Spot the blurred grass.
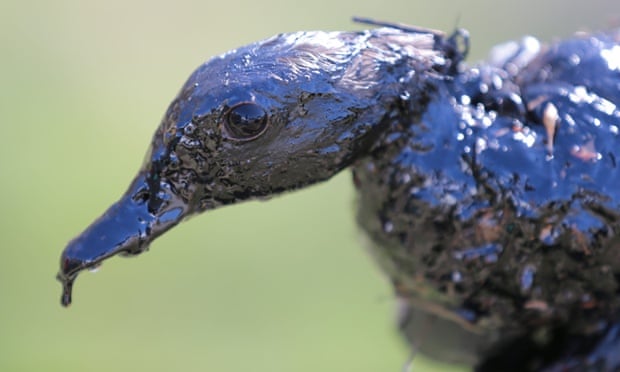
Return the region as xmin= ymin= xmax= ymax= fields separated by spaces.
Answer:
xmin=0 ymin=0 xmax=617 ymax=371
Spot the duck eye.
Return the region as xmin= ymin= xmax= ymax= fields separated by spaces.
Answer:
xmin=224 ymin=102 xmax=268 ymax=140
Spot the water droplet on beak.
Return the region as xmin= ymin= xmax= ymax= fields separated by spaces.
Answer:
xmin=88 ymin=263 xmax=102 ymax=273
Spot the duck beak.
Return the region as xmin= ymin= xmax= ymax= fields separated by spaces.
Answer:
xmin=57 ymin=173 xmax=188 ymax=307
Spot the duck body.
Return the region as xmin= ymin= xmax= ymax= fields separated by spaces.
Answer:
xmin=355 ymin=28 xmax=620 ymax=371
xmin=58 ymin=22 xmax=620 ymax=371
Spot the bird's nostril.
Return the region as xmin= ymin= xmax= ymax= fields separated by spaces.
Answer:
xmin=133 ymin=190 xmax=151 ymax=204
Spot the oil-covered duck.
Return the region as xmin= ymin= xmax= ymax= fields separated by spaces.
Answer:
xmin=57 ymin=18 xmax=620 ymax=371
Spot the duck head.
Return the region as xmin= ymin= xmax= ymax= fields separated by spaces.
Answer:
xmin=57 ymin=27 xmax=444 ymax=306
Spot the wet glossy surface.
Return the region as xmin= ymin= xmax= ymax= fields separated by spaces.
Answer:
xmin=57 ymin=174 xmax=188 ymax=306
xmin=58 ymin=22 xmax=620 ymax=371
xmin=354 ymin=28 xmax=620 ymax=370
xmin=58 ymin=26 xmax=444 ymax=304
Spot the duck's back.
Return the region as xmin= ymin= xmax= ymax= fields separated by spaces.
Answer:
xmin=353 ymin=29 xmax=620 ymax=371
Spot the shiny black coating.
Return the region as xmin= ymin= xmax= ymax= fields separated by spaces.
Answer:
xmin=58 ymin=21 xmax=620 ymax=371
xmin=58 ymin=27 xmax=444 ymax=305
xmin=353 ymin=29 xmax=620 ymax=371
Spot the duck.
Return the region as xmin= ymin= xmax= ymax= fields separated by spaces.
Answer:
xmin=58 ymin=19 xmax=620 ymax=371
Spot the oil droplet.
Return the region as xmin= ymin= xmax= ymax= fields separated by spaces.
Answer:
xmin=59 ymin=275 xmax=75 ymax=307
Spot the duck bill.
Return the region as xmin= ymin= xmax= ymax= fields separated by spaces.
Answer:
xmin=57 ymin=173 xmax=189 ymax=307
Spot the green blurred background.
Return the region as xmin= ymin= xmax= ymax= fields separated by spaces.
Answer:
xmin=0 ymin=0 xmax=617 ymax=371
